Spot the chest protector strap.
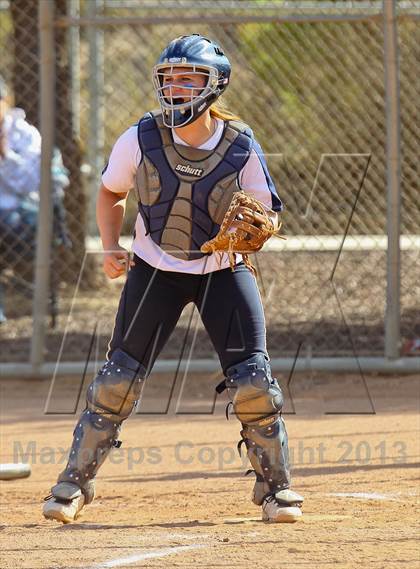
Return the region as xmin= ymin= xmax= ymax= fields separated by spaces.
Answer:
xmin=135 ymin=111 xmax=253 ymax=261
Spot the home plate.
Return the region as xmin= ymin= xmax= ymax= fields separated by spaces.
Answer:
xmin=0 ymin=463 xmax=31 ymax=480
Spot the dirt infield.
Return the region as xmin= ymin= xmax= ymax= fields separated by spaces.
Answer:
xmin=1 ymin=372 xmax=419 ymax=569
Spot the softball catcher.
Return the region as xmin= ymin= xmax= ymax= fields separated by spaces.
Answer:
xmin=43 ymin=34 xmax=303 ymax=524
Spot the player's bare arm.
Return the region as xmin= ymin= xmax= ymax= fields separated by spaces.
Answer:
xmin=97 ymin=183 xmax=134 ymax=279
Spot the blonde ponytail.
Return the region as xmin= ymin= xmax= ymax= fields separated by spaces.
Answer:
xmin=210 ymin=99 xmax=241 ymax=122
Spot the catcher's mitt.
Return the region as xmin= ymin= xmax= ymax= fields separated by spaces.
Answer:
xmin=201 ymin=191 xmax=283 ymax=275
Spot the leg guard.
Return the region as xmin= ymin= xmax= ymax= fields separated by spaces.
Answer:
xmin=226 ymin=354 xmax=291 ymax=505
xmin=54 ymin=348 xmax=147 ymax=501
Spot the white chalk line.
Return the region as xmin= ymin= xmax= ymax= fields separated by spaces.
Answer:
xmin=328 ymin=491 xmax=399 ymax=501
xmin=90 ymin=544 xmax=205 ymax=569
xmin=326 ymin=490 xmax=418 ymax=501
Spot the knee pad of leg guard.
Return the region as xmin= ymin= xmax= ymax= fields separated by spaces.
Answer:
xmin=226 ymin=354 xmax=284 ymax=424
xmin=88 ymin=348 xmax=147 ymax=421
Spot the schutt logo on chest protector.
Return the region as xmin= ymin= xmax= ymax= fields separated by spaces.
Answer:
xmin=175 ymin=163 xmax=204 ymax=177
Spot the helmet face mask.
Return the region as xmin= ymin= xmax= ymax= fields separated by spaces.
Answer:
xmin=152 ymin=35 xmax=231 ymax=128
xmin=153 ymin=63 xmax=220 ymax=128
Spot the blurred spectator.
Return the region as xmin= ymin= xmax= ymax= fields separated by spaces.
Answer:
xmin=0 ymin=74 xmax=70 ymax=324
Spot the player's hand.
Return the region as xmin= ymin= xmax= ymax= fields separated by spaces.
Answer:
xmin=103 ymin=246 xmax=134 ymax=279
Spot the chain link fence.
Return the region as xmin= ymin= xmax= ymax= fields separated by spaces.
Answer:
xmin=0 ymin=0 xmax=419 ymax=370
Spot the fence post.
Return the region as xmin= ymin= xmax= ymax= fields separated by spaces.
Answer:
xmin=383 ymin=0 xmax=402 ymax=360
xmin=69 ymin=0 xmax=81 ymax=138
xmin=30 ymin=1 xmax=55 ymax=372
xmin=87 ymin=0 xmax=105 ymax=235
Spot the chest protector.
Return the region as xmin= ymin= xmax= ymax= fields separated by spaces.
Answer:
xmin=135 ymin=111 xmax=253 ymax=261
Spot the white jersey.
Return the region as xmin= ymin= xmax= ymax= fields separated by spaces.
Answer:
xmin=102 ymin=118 xmax=282 ymax=274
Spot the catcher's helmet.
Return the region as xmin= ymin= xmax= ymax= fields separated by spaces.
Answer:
xmin=153 ymin=34 xmax=231 ymax=128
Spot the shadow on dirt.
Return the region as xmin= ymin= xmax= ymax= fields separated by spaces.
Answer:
xmin=109 ymin=460 xmax=420 ymax=484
